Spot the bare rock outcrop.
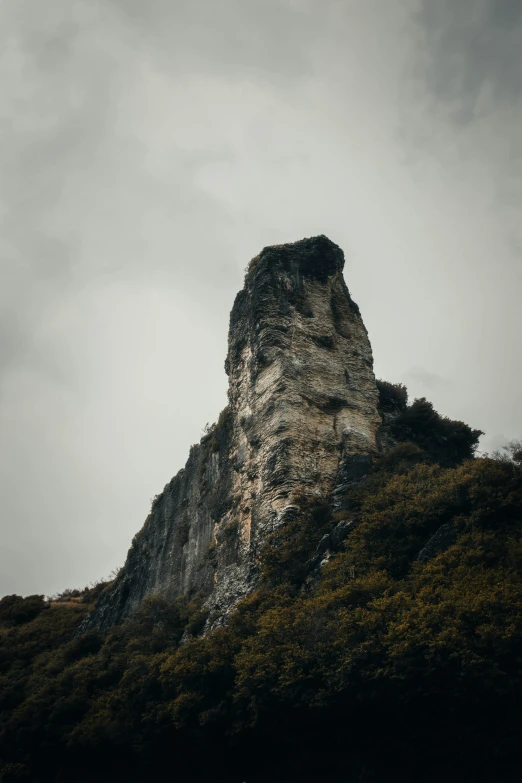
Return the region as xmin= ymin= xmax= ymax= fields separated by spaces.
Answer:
xmin=79 ymin=235 xmax=382 ymax=633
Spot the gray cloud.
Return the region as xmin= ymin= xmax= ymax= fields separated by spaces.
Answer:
xmin=107 ymin=0 xmax=318 ymax=83
xmin=415 ymin=0 xmax=522 ymax=121
xmin=403 ymin=366 xmax=450 ymax=393
xmin=406 ymin=0 xmax=522 ymax=205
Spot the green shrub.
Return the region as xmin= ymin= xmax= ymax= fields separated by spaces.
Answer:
xmin=0 ymin=595 xmax=47 ymax=626
xmin=259 ymin=496 xmax=332 ymax=586
xmin=392 ymin=397 xmax=483 ymax=466
xmin=63 ymin=630 xmax=103 ymax=664
xmin=492 ymin=439 xmax=522 ymax=464
xmin=376 ymin=379 xmax=408 ymax=411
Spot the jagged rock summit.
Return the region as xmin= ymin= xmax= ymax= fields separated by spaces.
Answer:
xmin=80 ymin=235 xmax=382 ymax=632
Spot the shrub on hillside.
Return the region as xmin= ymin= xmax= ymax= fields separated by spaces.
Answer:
xmin=376 ymin=379 xmax=408 ymax=412
xmin=392 ymin=397 xmax=483 ymax=466
xmin=0 ymin=595 xmax=46 ymax=626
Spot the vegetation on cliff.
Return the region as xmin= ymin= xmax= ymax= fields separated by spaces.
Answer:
xmin=1 ymin=393 xmax=521 ymax=783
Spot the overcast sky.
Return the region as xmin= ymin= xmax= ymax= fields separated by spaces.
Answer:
xmin=1 ymin=0 xmax=521 ymax=597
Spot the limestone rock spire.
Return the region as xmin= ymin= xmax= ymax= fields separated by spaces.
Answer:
xmin=79 ymin=235 xmax=382 ymax=633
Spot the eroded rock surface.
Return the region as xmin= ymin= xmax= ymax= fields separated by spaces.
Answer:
xmin=79 ymin=235 xmax=382 ymax=633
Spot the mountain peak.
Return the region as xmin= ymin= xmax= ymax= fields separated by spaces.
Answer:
xmin=249 ymin=234 xmax=345 ymax=283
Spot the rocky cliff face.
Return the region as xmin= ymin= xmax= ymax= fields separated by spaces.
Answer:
xmin=80 ymin=235 xmax=383 ymax=633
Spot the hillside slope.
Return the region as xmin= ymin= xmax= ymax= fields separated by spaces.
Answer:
xmin=1 ymin=416 xmax=520 ymax=782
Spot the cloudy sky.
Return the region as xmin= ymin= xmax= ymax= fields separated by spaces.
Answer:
xmin=1 ymin=0 xmax=521 ymax=597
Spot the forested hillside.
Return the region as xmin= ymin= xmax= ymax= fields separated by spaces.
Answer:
xmin=1 ymin=390 xmax=521 ymax=783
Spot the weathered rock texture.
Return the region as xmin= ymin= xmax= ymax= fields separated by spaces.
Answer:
xmin=80 ymin=235 xmax=382 ymax=633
